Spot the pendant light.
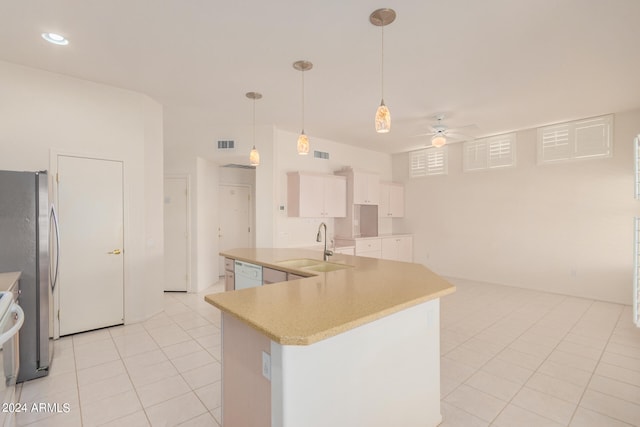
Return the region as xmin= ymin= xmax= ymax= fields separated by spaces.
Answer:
xmin=370 ymin=8 xmax=396 ymax=134
xmin=293 ymin=60 xmax=313 ymax=155
xmin=246 ymin=91 xmax=262 ymax=166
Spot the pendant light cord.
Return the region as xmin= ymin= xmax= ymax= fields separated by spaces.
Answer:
xmin=252 ymin=97 xmax=256 ymax=146
xmin=301 ymin=69 xmax=305 ymax=133
xmin=381 ymin=23 xmax=384 ymax=102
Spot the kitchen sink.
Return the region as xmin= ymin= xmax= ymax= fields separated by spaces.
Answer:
xmin=302 ymin=262 xmax=353 ymax=273
xmin=275 ymin=258 xmax=353 ymax=273
xmin=276 ymin=258 xmax=323 ymax=268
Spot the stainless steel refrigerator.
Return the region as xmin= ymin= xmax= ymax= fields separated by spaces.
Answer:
xmin=0 ymin=170 xmax=58 ymax=382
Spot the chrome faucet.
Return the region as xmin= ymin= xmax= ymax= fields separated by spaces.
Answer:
xmin=316 ymin=222 xmax=333 ymax=261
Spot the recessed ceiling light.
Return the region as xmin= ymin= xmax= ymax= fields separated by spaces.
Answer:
xmin=41 ymin=33 xmax=69 ymax=46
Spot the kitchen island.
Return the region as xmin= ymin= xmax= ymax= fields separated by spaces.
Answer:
xmin=205 ymin=248 xmax=455 ymax=427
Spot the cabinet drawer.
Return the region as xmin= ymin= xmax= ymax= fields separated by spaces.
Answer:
xmin=263 ymin=267 xmax=287 ymax=284
xmin=225 ymin=271 xmax=235 ymax=291
xmin=287 ymin=273 xmax=308 ymax=281
xmin=333 ymin=246 xmax=355 ymax=256
xmin=224 ymin=257 xmax=234 ymax=272
xmin=355 ymin=238 xmax=381 ymax=253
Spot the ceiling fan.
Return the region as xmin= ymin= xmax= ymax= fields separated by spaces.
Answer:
xmin=413 ymin=115 xmax=477 ymax=148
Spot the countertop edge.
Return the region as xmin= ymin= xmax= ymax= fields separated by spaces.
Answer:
xmin=206 ymin=285 xmax=455 ymax=345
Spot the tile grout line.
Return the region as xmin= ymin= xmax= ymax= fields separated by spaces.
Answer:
xmin=478 ymin=297 xmax=595 ymax=426
xmin=441 ymin=290 xmax=571 ymax=422
xmin=143 ymin=293 xmax=220 ymax=424
xmin=566 ymin=306 xmax=635 ymax=427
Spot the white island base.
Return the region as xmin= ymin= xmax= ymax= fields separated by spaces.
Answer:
xmin=222 ymin=298 xmax=442 ymax=427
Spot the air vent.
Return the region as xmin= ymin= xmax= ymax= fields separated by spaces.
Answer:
xmin=217 ymin=140 xmax=235 ymax=150
xmin=221 ymin=164 xmax=255 ymax=169
xmin=314 ymin=150 xmax=329 ymax=160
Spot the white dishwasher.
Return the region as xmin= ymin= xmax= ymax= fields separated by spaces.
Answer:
xmin=234 ymin=260 xmax=263 ymax=290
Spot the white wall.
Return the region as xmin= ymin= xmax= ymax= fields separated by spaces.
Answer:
xmin=163 ymin=102 xmax=394 ymax=272
xmin=274 ymin=129 xmax=393 ymax=248
xmin=196 ymin=158 xmax=220 ymax=291
xmin=393 ymin=109 xmax=640 ymax=304
xmin=0 ymin=60 xmax=164 ymax=323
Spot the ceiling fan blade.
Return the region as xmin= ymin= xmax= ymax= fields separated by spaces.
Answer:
xmin=450 ymin=123 xmax=479 ymax=131
xmin=410 ymin=131 xmax=437 ymax=138
xmin=446 ymin=132 xmax=474 ymax=141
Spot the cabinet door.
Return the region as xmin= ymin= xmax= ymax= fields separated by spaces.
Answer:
xmin=397 ymin=236 xmax=413 ymax=262
xmin=381 ymin=237 xmax=399 ymax=260
xmin=379 ymin=183 xmax=391 ymax=217
xmin=324 ymin=175 xmax=346 ymax=217
xmin=388 ymin=184 xmax=404 ymax=217
xmin=352 ymin=170 xmax=370 ymax=204
xmin=225 ymin=271 xmax=235 ymax=291
xmin=366 ymin=173 xmax=380 ymax=205
xmin=298 ymin=173 xmax=325 ymax=217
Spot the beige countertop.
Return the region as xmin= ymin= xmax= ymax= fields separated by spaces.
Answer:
xmin=0 ymin=272 xmax=21 ymax=292
xmin=205 ymin=249 xmax=455 ymax=346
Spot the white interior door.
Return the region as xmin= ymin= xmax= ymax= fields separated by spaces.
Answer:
xmin=57 ymin=155 xmax=124 ymax=336
xmin=164 ymin=176 xmax=189 ymax=291
xmin=218 ymin=185 xmax=251 ymax=274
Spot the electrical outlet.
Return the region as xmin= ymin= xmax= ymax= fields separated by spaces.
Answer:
xmin=261 ymin=351 xmax=271 ymax=381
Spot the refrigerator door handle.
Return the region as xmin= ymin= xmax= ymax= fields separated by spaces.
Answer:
xmin=49 ymin=205 xmax=60 ymax=292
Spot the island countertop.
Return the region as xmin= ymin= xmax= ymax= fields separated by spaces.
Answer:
xmin=205 ymin=248 xmax=455 ymax=345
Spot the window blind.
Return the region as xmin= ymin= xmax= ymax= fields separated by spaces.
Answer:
xmin=463 ymin=133 xmax=516 ymax=172
xmin=409 ymin=148 xmax=447 ymax=177
xmin=538 ymin=115 xmax=612 ymax=164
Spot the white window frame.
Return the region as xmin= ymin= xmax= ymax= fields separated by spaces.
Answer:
xmin=537 ymin=115 xmax=613 ymax=164
xmin=635 ymin=217 xmax=640 ymax=327
xmin=463 ymin=133 xmax=517 ymax=172
xmin=635 ymin=136 xmax=640 ymax=199
xmin=409 ymin=148 xmax=448 ymax=178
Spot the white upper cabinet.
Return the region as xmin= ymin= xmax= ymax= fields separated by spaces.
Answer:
xmin=336 ymin=168 xmax=380 ymax=205
xmin=379 ymin=182 xmax=404 ymax=217
xmin=352 ymin=170 xmax=380 ymax=205
xmin=287 ymin=172 xmax=347 ymax=218
xmin=323 ymin=175 xmax=348 ymax=217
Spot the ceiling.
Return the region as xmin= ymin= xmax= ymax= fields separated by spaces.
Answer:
xmin=1 ymin=1 xmax=639 ymax=154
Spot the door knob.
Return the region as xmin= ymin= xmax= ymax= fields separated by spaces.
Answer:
xmin=108 ymin=249 xmax=122 ymax=255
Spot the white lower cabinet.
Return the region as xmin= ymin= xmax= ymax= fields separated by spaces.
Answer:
xmin=224 ymin=257 xmax=235 ymax=291
xmin=381 ymin=236 xmax=413 ymax=262
xmin=355 ymin=238 xmax=382 ymax=259
xmin=333 ymin=246 xmax=355 ymax=256
xmin=336 ymin=235 xmax=412 ymax=262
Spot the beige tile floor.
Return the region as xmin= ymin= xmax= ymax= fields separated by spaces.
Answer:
xmin=12 ymin=278 xmax=640 ymax=426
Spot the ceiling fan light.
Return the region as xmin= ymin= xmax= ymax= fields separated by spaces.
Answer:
xmin=432 ymin=134 xmax=446 ymax=148
xmin=375 ymin=102 xmax=391 ymax=133
xmin=297 ymin=132 xmax=310 ymax=155
xmin=249 ymin=145 xmax=260 ymax=166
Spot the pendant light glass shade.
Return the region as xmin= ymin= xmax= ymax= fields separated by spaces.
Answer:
xmin=431 ymin=134 xmax=446 ymax=148
xmin=246 ymin=91 xmax=262 ymax=167
xmin=293 ymin=60 xmax=313 ymax=155
xmin=370 ymin=9 xmax=396 ymax=134
xmin=297 ymin=133 xmax=310 ymax=155
xmin=249 ymin=145 xmax=260 ymax=166
xmin=375 ymin=101 xmax=391 ymax=133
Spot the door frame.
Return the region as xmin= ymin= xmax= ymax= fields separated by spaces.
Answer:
xmin=164 ymin=174 xmax=192 ymax=292
xmin=218 ymin=183 xmax=254 ymax=274
xmin=50 ymin=149 xmax=126 ymax=338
